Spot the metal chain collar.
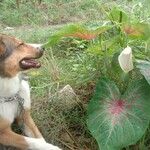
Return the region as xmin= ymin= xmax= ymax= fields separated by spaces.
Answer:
xmin=0 ymin=92 xmax=23 ymax=102
xmin=0 ymin=73 xmax=27 ymax=104
xmin=0 ymin=92 xmax=25 ymax=114
xmin=0 ymin=74 xmax=28 ymax=116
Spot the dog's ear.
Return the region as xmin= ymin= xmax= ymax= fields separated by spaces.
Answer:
xmin=0 ymin=36 xmax=6 ymax=56
xmin=0 ymin=35 xmax=16 ymax=59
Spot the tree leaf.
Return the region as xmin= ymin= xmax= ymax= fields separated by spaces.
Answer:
xmin=87 ymin=78 xmax=150 ymax=150
xmin=136 ymin=60 xmax=150 ymax=85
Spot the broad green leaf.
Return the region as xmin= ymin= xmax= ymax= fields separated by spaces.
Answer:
xmin=45 ymin=24 xmax=112 ymax=47
xmin=122 ymin=23 xmax=150 ymax=40
xmin=136 ymin=60 xmax=150 ymax=85
xmin=87 ymin=78 xmax=150 ymax=150
xmin=109 ymin=7 xmax=128 ymax=23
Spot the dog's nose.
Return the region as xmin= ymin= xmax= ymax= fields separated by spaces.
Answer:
xmin=36 ymin=45 xmax=45 ymax=51
xmin=37 ymin=46 xmax=44 ymax=57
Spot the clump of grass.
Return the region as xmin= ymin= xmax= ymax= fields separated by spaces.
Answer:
xmin=31 ymin=82 xmax=98 ymax=150
xmin=0 ymin=0 xmax=102 ymax=26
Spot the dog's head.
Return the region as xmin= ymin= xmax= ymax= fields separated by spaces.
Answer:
xmin=0 ymin=34 xmax=44 ymax=78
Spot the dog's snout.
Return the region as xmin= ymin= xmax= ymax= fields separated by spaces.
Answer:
xmin=37 ymin=47 xmax=44 ymax=57
xmin=37 ymin=45 xmax=45 ymax=52
xmin=27 ymin=43 xmax=44 ymax=57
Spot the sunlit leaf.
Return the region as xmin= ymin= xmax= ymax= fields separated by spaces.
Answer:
xmin=45 ymin=24 xmax=112 ymax=47
xmin=87 ymin=78 xmax=150 ymax=150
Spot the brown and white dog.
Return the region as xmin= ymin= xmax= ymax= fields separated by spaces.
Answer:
xmin=0 ymin=34 xmax=61 ymax=150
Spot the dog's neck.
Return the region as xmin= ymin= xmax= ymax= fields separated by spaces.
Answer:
xmin=0 ymin=74 xmax=21 ymax=97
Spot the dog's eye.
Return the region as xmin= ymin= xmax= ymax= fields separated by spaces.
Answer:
xmin=18 ymin=43 xmax=24 ymax=47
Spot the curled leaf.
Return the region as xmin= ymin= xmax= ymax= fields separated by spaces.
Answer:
xmin=118 ymin=46 xmax=133 ymax=73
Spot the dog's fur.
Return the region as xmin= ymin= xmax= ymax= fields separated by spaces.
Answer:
xmin=0 ymin=34 xmax=61 ymax=150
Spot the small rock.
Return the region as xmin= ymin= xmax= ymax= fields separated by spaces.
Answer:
xmin=58 ymin=84 xmax=77 ymax=108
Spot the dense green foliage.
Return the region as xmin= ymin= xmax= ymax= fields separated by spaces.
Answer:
xmin=44 ymin=2 xmax=150 ymax=149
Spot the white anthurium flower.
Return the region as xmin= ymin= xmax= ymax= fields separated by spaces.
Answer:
xmin=118 ymin=46 xmax=134 ymax=73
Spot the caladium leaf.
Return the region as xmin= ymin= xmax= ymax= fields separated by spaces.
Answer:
xmin=109 ymin=7 xmax=128 ymax=23
xmin=122 ymin=23 xmax=150 ymax=40
xmin=136 ymin=60 xmax=150 ymax=85
xmin=87 ymin=78 xmax=150 ymax=150
xmin=45 ymin=24 xmax=112 ymax=47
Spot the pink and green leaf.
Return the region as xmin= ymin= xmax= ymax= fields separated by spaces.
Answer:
xmin=45 ymin=24 xmax=112 ymax=47
xmin=87 ymin=78 xmax=150 ymax=150
xmin=136 ymin=60 xmax=150 ymax=85
xmin=122 ymin=23 xmax=150 ymax=40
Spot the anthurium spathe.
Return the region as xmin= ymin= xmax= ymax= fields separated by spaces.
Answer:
xmin=118 ymin=46 xmax=133 ymax=73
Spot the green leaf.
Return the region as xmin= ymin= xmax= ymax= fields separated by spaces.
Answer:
xmin=136 ymin=60 xmax=150 ymax=85
xmin=122 ymin=23 xmax=150 ymax=40
xmin=45 ymin=24 xmax=112 ymax=47
xmin=87 ymin=78 xmax=150 ymax=150
xmin=94 ymin=26 xmax=113 ymax=35
xmin=109 ymin=7 xmax=128 ymax=23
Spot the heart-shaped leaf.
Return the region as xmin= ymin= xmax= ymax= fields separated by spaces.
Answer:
xmin=136 ymin=60 xmax=150 ymax=85
xmin=87 ymin=78 xmax=150 ymax=150
xmin=45 ymin=24 xmax=112 ymax=47
xmin=109 ymin=7 xmax=128 ymax=23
